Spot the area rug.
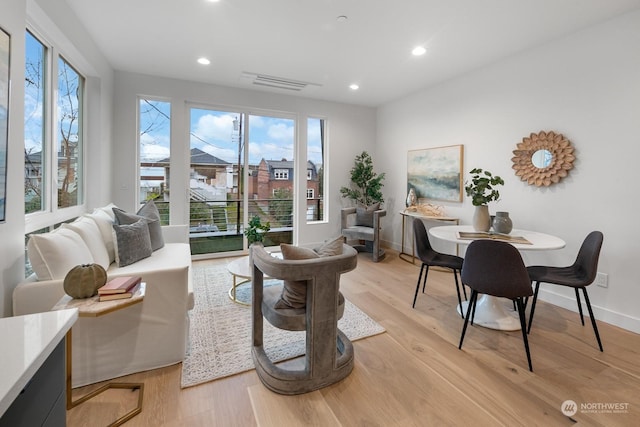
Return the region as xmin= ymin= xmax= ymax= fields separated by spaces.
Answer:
xmin=180 ymin=262 xmax=386 ymax=388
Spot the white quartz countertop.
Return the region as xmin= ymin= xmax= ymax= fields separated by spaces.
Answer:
xmin=0 ymin=308 xmax=78 ymax=417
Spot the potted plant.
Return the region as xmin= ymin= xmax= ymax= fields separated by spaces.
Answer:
xmin=340 ymin=151 xmax=385 ymax=207
xmin=244 ymin=215 xmax=271 ymax=245
xmin=464 ymin=168 xmax=504 ymax=231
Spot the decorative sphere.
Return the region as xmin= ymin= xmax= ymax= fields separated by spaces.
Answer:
xmin=63 ymin=264 xmax=107 ymax=299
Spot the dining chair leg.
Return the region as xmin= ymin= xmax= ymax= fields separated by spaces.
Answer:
xmin=581 ymin=288 xmax=604 ymax=352
xmin=453 ymin=270 xmax=464 ymax=319
xmin=459 ymin=291 xmax=478 ymax=349
xmin=470 ymin=293 xmax=478 ymax=325
xmin=516 ymin=298 xmax=533 ymax=372
xmin=527 ymin=281 xmax=541 ymax=334
xmin=422 ymin=265 xmax=430 ymax=293
xmin=575 ymin=288 xmax=585 ymax=326
xmin=412 ymin=264 xmax=426 ymax=308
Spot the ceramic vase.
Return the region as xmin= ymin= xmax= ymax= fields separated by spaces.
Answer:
xmin=493 ymin=211 xmax=513 ymax=234
xmin=472 ymin=205 xmax=491 ymax=232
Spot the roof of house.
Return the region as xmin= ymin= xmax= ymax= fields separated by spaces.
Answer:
xmin=156 ymin=148 xmax=230 ymax=165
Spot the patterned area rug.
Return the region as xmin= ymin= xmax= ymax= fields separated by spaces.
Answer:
xmin=180 ymin=262 xmax=386 ymax=388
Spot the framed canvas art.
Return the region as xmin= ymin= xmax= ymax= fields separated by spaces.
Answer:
xmin=407 ymin=145 xmax=464 ymax=202
xmin=0 ymin=27 xmax=10 ymax=222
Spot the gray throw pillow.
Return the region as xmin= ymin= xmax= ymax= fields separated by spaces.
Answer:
xmin=112 ymin=219 xmax=153 ymax=267
xmin=355 ymin=202 xmax=380 ymax=227
xmin=274 ymin=237 xmax=344 ymax=309
xmin=113 ymin=201 xmax=164 ymax=251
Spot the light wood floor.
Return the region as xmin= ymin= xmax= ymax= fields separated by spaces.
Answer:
xmin=67 ymin=250 xmax=640 ymax=426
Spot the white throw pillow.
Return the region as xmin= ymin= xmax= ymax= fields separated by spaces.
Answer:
xmin=87 ymin=209 xmax=116 ymax=264
xmin=94 ymin=203 xmax=119 ymax=221
xmin=27 ymin=227 xmax=95 ymax=280
xmin=64 ymin=216 xmax=110 ymax=269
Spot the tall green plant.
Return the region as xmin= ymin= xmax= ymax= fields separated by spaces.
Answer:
xmin=340 ymin=151 xmax=385 ymax=206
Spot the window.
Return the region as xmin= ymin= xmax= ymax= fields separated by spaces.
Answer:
xmin=24 ymin=31 xmax=46 ymax=214
xmin=274 ymin=169 xmax=289 ymax=180
xmin=307 ymin=188 xmax=314 ymax=199
xmin=57 ymin=58 xmax=83 ymax=209
xmin=139 ymin=99 xmax=170 ymax=224
xmin=306 ymin=118 xmax=325 ymax=222
xmin=24 ymin=29 xmax=85 ymax=226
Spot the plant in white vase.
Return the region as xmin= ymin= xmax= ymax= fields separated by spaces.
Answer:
xmin=464 ymin=168 xmax=504 ymax=231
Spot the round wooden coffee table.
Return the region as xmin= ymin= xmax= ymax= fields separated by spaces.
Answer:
xmin=227 ymin=253 xmax=281 ymax=305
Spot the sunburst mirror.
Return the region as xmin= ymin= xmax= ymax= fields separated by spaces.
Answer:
xmin=511 ymin=131 xmax=575 ymax=187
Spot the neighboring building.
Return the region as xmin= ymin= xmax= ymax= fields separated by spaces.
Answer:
xmin=255 ymin=158 xmax=321 ymax=221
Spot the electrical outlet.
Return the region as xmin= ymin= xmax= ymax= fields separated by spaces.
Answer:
xmin=595 ymin=272 xmax=608 ymax=288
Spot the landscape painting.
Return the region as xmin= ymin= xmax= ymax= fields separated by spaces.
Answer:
xmin=407 ymin=145 xmax=463 ymax=202
xmin=0 ymin=27 xmax=10 ymax=222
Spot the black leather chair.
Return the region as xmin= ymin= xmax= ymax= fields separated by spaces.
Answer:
xmin=458 ymin=240 xmax=534 ymax=371
xmin=526 ymin=231 xmax=604 ymax=351
xmin=411 ymin=218 xmax=466 ymax=315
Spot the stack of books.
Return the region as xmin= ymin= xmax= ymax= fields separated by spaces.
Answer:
xmin=98 ymin=276 xmax=142 ymax=301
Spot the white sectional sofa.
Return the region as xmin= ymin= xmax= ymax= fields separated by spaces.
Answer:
xmin=13 ymin=203 xmax=194 ymax=387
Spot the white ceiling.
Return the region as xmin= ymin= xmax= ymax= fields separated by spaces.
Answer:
xmin=64 ymin=0 xmax=640 ymax=107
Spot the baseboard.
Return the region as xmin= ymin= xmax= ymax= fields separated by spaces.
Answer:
xmin=537 ymin=289 xmax=640 ymax=334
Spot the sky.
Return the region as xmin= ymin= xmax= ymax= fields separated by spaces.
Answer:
xmin=140 ymin=101 xmax=324 ymax=168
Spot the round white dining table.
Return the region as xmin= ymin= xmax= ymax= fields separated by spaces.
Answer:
xmin=428 ymin=225 xmax=566 ymax=331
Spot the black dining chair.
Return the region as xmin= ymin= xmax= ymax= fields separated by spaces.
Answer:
xmin=526 ymin=231 xmax=604 ymax=352
xmin=458 ymin=239 xmax=534 ymax=371
xmin=411 ymin=218 xmax=466 ymax=315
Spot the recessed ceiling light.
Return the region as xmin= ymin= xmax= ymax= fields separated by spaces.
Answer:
xmin=349 ymin=84 xmax=359 ymax=90
xmin=337 ymin=15 xmax=348 ymax=23
xmin=412 ymin=46 xmax=427 ymax=56
xmin=197 ymin=57 xmax=211 ymax=65
xmin=207 ymin=0 xmax=221 ymax=3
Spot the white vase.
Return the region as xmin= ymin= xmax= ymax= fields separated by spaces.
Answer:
xmin=472 ymin=205 xmax=491 ymax=232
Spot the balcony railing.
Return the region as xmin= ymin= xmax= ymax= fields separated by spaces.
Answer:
xmin=152 ymin=197 xmax=323 ymax=255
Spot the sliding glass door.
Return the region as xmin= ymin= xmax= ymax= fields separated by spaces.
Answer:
xmin=188 ymin=108 xmax=295 ymax=255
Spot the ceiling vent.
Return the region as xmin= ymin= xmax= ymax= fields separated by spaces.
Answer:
xmin=241 ymin=72 xmax=322 ymax=91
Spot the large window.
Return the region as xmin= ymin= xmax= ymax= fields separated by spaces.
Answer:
xmin=139 ymin=98 xmax=170 ymax=223
xmin=24 ymin=30 xmax=85 ymax=222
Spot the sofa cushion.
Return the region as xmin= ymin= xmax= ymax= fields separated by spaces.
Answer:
xmin=112 ymin=219 xmax=153 ymax=267
xmin=314 ymin=235 xmax=344 ymax=257
xmin=95 ymin=203 xmax=119 ymax=221
xmin=87 ymin=209 xmax=117 ymax=264
xmin=274 ymin=236 xmax=344 ymax=309
xmin=113 ymin=201 xmax=164 ymax=251
xmin=27 ymin=227 xmax=95 ymax=280
xmin=355 ymin=202 xmax=380 ymax=227
xmin=64 ymin=216 xmax=110 ymax=269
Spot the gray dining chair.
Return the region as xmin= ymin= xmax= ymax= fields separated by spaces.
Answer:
xmin=411 ymin=218 xmax=466 ymax=314
xmin=526 ymin=231 xmax=604 ymax=351
xmin=458 ymin=239 xmax=534 ymax=371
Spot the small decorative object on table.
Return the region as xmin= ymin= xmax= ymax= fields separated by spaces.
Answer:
xmin=406 ymin=188 xmax=417 ymax=208
xmin=98 ymin=276 xmax=143 ymax=302
xmin=492 ymin=211 xmax=513 ymax=234
xmin=464 ymin=168 xmax=504 ymax=232
xmin=63 ymin=263 xmax=107 ymax=299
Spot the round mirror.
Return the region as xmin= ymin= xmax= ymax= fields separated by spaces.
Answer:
xmin=531 ymin=149 xmax=552 ymax=168
xmin=511 ymin=131 xmax=575 ymax=187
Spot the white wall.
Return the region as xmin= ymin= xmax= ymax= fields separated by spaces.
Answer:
xmin=377 ymin=10 xmax=640 ymax=332
xmin=0 ymin=0 xmax=27 ymax=317
xmin=112 ymin=71 xmax=376 ymax=247
xmin=0 ymin=0 xmax=114 ymax=317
